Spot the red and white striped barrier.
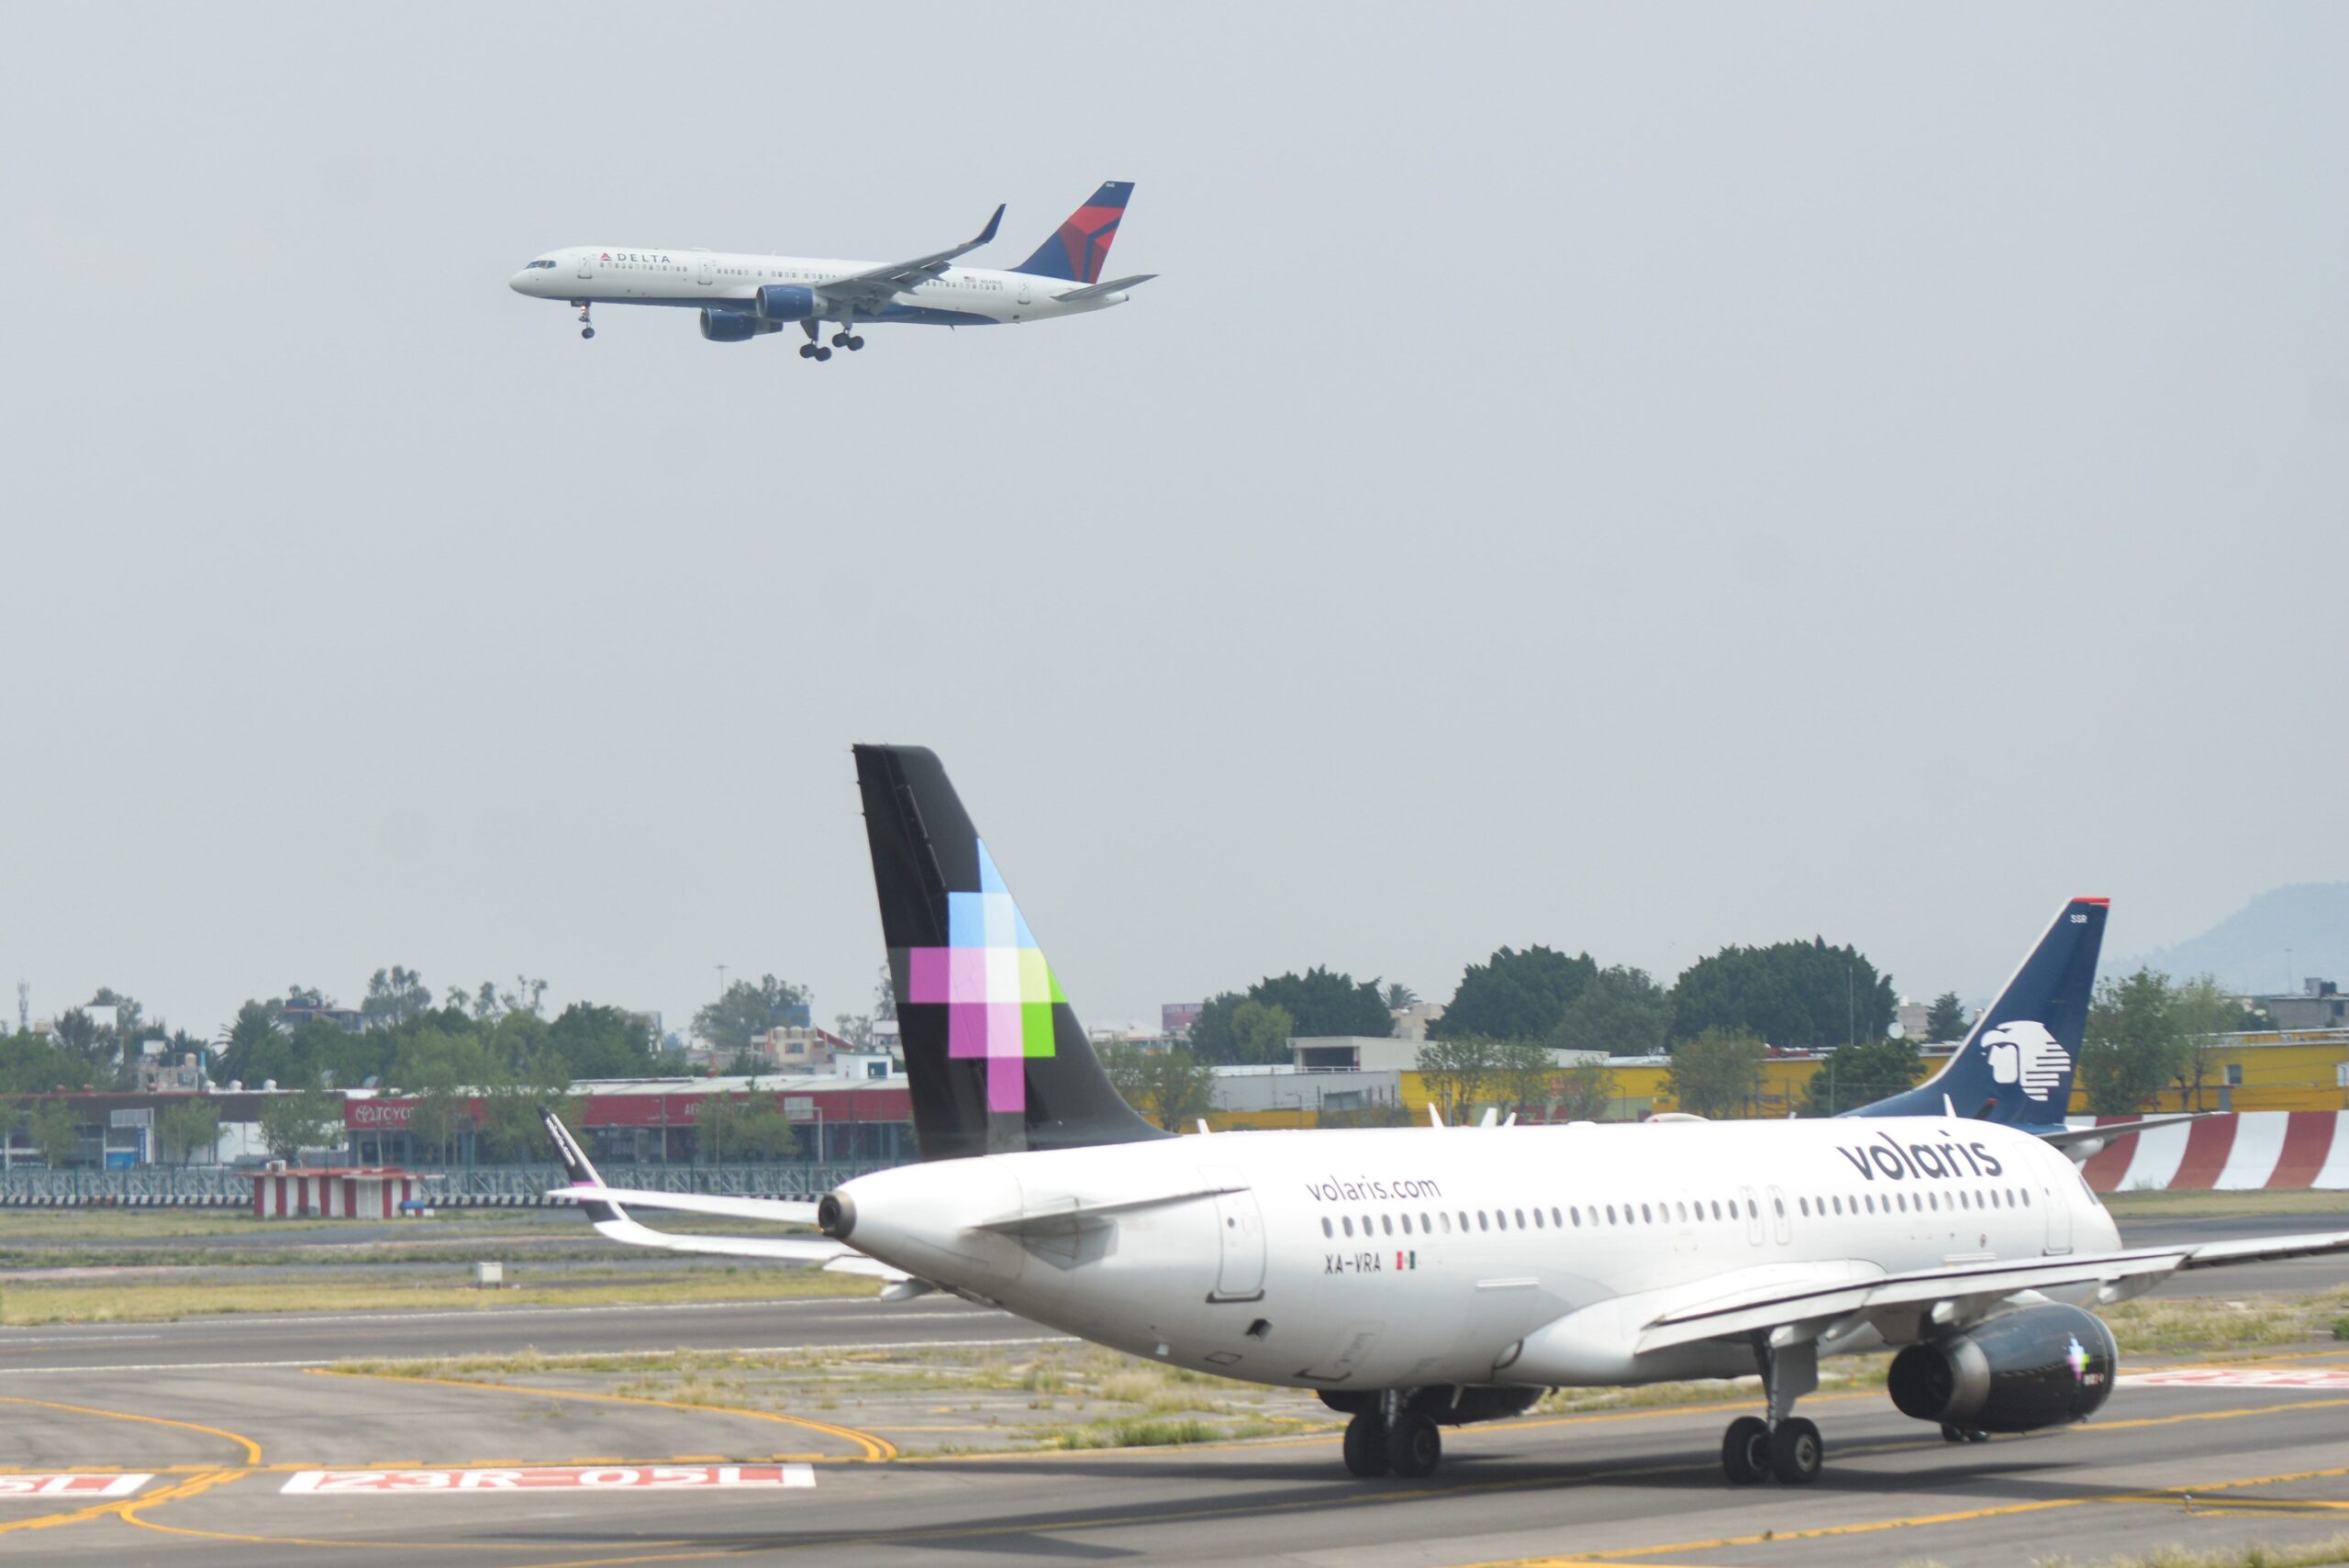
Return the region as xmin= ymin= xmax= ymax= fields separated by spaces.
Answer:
xmin=250 ymin=1168 xmax=423 ymax=1219
xmin=2068 ymin=1113 xmax=2349 ymax=1193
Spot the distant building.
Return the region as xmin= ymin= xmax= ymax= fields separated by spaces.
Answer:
xmin=2262 ymin=980 xmax=2347 ymax=1032
xmin=1389 ymin=1003 xmax=1445 ymax=1041
xmin=1287 ymin=1035 xmax=1599 ymax=1073
xmin=1161 ymin=1002 xmax=1202 ymax=1039
xmin=1894 ymin=1001 xmax=1931 ymax=1041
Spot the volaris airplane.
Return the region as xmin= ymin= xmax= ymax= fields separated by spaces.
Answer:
xmin=545 ymin=748 xmax=2349 ymax=1487
xmin=507 ymin=183 xmax=1152 ymax=360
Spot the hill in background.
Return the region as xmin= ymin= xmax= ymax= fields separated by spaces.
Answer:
xmin=2132 ymin=884 xmax=2349 ymax=995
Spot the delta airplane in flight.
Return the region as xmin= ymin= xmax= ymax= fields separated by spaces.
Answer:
xmin=507 ymin=183 xmax=1152 ymax=360
xmin=546 ymin=748 xmax=2349 ymax=1489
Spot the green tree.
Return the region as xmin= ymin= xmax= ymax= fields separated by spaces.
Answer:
xmin=2169 ymin=975 xmax=2243 ymax=1112
xmin=156 ymin=1098 xmax=223 ymax=1165
xmin=2077 ymin=967 xmax=2188 ymax=1115
xmin=1554 ymin=1060 xmax=1619 ymax=1121
xmin=0 ymin=1031 xmax=101 ymax=1095
xmin=1799 ymin=1038 xmax=1922 ymax=1117
xmin=28 ymin=1100 xmax=83 ymax=1167
xmin=213 ymin=1000 xmax=285 ymax=1084
xmin=362 ymin=966 xmax=434 ymax=1030
xmin=1382 ymin=983 xmax=1419 ymax=1010
xmin=1249 ymin=969 xmax=1392 ymax=1038
xmin=692 ymin=975 xmax=811 ymax=1058
xmin=1665 ymin=1028 xmax=1767 ymax=1118
xmin=1551 ymin=965 xmax=1673 ymax=1057
xmin=730 ymin=1094 xmax=802 ymax=1161
xmin=1669 ymin=940 xmax=1894 ymax=1049
xmin=1416 ymin=1035 xmax=1502 ymax=1124
xmin=1101 ymin=1044 xmax=1219 ymax=1132
xmin=259 ymin=1088 xmax=340 ymax=1163
xmin=1924 ymin=992 xmax=1971 ymax=1044
xmin=693 ymin=1093 xmax=744 ymax=1162
xmin=1493 ymin=1039 xmax=1559 ymax=1115
xmin=1227 ymin=1000 xmax=1295 ymax=1066
xmin=544 ymin=1004 xmax=659 ymax=1081
xmin=1433 ymin=947 xmax=1598 ymax=1042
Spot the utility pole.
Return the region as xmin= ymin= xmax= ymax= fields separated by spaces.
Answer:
xmin=16 ymin=980 xmax=27 ymax=1034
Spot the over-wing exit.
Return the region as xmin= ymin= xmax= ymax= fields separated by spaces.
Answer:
xmin=507 ymin=183 xmax=1153 ymax=361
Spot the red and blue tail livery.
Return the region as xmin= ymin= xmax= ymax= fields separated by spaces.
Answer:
xmin=1013 ymin=181 xmax=1135 ymax=284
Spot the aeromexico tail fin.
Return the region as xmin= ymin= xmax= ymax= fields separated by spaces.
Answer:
xmin=1846 ymin=897 xmax=2108 ymax=1129
xmin=853 ymin=744 xmax=1169 ymax=1160
xmin=1012 ymin=181 xmax=1133 ymax=283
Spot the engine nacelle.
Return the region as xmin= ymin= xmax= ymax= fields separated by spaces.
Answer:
xmin=699 ymin=309 xmax=762 ymax=343
xmin=1887 ymin=1303 xmax=2117 ymax=1433
xmin=753 ymin=284 xmax=818 ymax=322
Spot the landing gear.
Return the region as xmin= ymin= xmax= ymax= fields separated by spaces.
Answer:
xmin=1341 ymin=1410 xmax=1389 ymax=1478
xmin=829 ymin=329 xmax=865 ymax=350
xmin=575 ymin=303 xmax=594 ymax=339
xmin=1721 ymin=1416 xmax=1770 ymax=1484
xmin=1722 ymin=1337 xmax=1826 ymax=1485
xmin=799 ymin=320 xmax=834 ymax=362
xmin=1769 ymin=1417 xmax=1821 ymax=1484
xmin=1942 ymin=1422 xmax=1991 ymax=1444
xmin=1387 ymin=1412 xmax=1441 ymax=1478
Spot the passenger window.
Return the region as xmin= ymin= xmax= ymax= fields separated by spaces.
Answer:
xmin=2021 ymin=1189 xmax=2032 ymax=1207
xmin=1865 ymin=1195 xmax=1876 ymax=1213
xmin=1441 ymin=1213 xmax=1453 ymax=1233
xmin=1531 ymin=1208 xmax=1543 ymax=1229
xmin=1831 ymin=1195 xmax=1842 ymax=1215
xmin=1342 ymin=1217 xmax=1353 ymax=1237
xmin=1605 ymin=1205 xmax=1617 ymax=1224
xmin=1400 ymin=1214 xmax=1413 ymax=1235
xmin=1772 ymin=1196 xmax=1785 ymax=1218
xmin=1477 ymin=1211 xmax=1489 ymax=1231
xmin=1798 ymin=1197 xmax=1809 ymax=1217
xmin=1321 ymin=1218 xmax=1332 ymax=1238
xmin=1640 ymin=1204 xmax=1652 ymax=1223
xmin=1746 ymin=1198 xmax=1758 ymax=1218
xmin=1514 ymin=1208 xmax=1525 ymax=1229
xmin=1381 ymin=1215 xmax=1393 ymax=1236
xmin=1552 ymin=1207 xmax=1564 ymax=1228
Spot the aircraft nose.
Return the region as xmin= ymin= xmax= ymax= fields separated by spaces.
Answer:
xmin=508 ymin=270 xmax=531 ymax=295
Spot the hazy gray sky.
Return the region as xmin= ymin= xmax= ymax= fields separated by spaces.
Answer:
xmin=3 ymin=5 xmax=2343 ymax=1042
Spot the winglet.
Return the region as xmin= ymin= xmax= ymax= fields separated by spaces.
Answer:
xmin=1429 ymin=1104 xmax=1445 ymax=1129
xmin=542 ymin=1109 xmax=624 ymax=1225
xmin=976 ymin=203 xmax=1004 ymax=247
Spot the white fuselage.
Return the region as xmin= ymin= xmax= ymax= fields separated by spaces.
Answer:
xmin=836 ymin=1117 xmax=2118 ymax=1393
xmin=508 ymin=246 xmax=1131 ymax=328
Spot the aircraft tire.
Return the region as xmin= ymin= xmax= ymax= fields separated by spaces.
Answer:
xmin=847 ymin=335 xmax=865 ymax=350
xmin=1341 ymin=1410 xmax=1390 ymax=1478
xmin=1721 ymin=1416 xmax=1770 ymax=1485
xmin=581 ymin=328 xmax=595 ymax=339
xmin=1386 ymin=1412 xmax=1441 ymax=1478
xmin=1768 ymin=1418 xmax=1822 ymax=1485
xmin=815 ymin=347 xmax=832 ymax=362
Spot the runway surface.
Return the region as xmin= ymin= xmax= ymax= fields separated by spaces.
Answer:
xmin=3 ymin=1203 xmax=2344 ymax=1563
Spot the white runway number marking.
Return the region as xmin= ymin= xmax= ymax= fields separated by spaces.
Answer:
xmin=281 ymin=1464 xmax=816 ymax=1495
xmin=0 ymin=1473 xmax=152 ymax=1498
xmin=2121 ymin=1368 xmax=2349 ymax=1390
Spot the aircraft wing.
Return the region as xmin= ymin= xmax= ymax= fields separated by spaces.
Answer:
xmin=818 ymin=204 xmax=1004 ymax=310
xmin=548 ymin=1184 xmax=818 ymax=1228
xmin=1633 ymin=1230 xmax=2349 ymax=1354
xmin=2037 ymin=1113 xmax=2211 ymax=1151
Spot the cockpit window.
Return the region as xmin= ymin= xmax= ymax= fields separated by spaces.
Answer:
xmin=526 ymin=259 xmax=557 ymax=270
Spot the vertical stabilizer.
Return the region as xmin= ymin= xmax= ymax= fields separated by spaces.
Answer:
xmin=1848 ymin=898 xmax=2108 ymax=1127
xmin=1011 ymin=182 xmax=1134 ymax=283
xmin=854 ymin=745 xmax=1168 ymax=1160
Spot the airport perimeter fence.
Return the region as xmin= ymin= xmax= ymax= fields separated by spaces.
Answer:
xmin=0 ymin=1160 xmax=896 ymax=1208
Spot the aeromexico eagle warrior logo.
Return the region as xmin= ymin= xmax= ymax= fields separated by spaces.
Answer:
xmin=903 ymin=840 xmax=1065 ymax=1115
xmin=1982 ymin=1019 xmax=2068 ymax=1103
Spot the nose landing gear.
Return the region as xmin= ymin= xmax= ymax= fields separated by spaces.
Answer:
xmin=575 ymin=303 xmax=595 ymax=340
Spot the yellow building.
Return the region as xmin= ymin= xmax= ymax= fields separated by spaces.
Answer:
xmin=1201 ymin=1030 xmax=2349 ymax=1130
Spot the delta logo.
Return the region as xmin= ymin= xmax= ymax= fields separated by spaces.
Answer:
xmin=598 ymin=251 xmax=674 ymax=264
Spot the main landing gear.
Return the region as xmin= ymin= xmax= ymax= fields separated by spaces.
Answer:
xmin=1722 ymin=1338 xmax=1823 ymax=1485
xmin=1340 ymin=1393 xmax=1443 ymax=1479
xmin=796 ymin=320 xmax=834 ymax=361
xmin=1942 ymin=1422 xmax=1991 ymax=1444
xmin=575 ymin=303 xmax=595 ymax=339
xmin=829 ymin=329 xmax=866 ymax=351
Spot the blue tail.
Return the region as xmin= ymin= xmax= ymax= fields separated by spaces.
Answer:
xmin=1848 ymin=897 xmax=2108 ymax=1128
xmin=1011 ymin=182 xmax=1134 ymax=283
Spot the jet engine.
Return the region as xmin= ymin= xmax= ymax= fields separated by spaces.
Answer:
xmin=1887 ymin=1303 xmax=2117 ymax=1433
xmin=753 ymin=284 xmax=818 ymax=322
xmin=698 ymin=309 xmax=764 ymax=343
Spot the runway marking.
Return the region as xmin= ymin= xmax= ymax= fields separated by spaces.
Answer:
xmin=2122 ymin=1367 xmax=2349 ymax=1389
xmin=0 ymin=1333 xmax=1071 ymax=1378
xmin=0 ymin=1394 xmax=263 ymax=1464
xmin=0 ymin=1473 xmax=151 ymax=1498
xmin=283 ymin=1463 xmax=816 ymax=1494
xmin=1 ymin=1465 xmax=241 ymax=1540
xmin=311 ymin=1367 xmax=899 ymax=1462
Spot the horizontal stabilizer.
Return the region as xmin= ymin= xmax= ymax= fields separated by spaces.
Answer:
xmin=549 ymin=1184 xmax=818 ymax=1227
xmin=1053 ymin=273 xmax=1155 ymax=304
xmin=2038 ymin=1114 xmax=2211 ymax=1152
